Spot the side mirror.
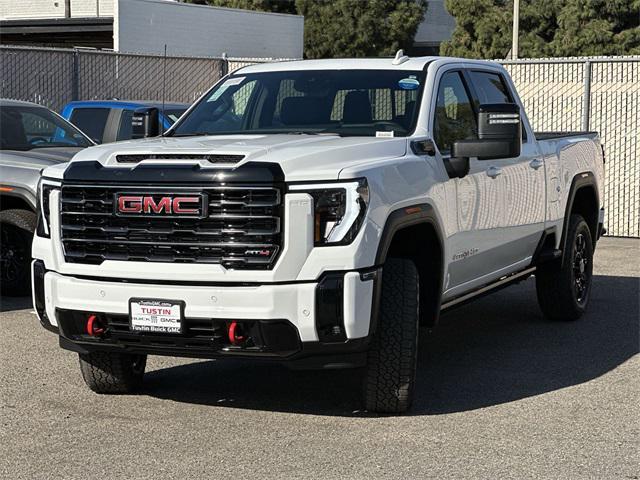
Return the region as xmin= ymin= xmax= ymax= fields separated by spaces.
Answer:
xmin=131 ymin=107 xmax=161 ymax=139
xmin=452 ymin=103 xmax=522 ymax=160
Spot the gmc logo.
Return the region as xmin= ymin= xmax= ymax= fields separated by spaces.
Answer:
xmin=115 ymin=194 xmax=206 ymax=217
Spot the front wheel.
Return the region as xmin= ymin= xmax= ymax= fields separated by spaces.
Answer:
xmin=0 ymin=209 xmax=36 ymax=296
xmin=79 ymin=352 xmax=147 ymax=393
xmin=536 ymin=214 xmax=594 ymax=321
xmin=363 ymin=257 xmax=420 ymax=414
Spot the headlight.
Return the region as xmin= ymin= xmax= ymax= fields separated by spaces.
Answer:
xmin=290 ymin=179 xmax=369 ymax=246
xmin=36 ymin=179 xmax=60 ymax=238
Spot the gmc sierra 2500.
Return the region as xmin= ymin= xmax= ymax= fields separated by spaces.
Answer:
xmin=33 ymin=54 xmax=605 ymax=413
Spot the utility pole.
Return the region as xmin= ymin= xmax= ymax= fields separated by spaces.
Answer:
xmin=512 ymin=0 xmax=520 ymax=59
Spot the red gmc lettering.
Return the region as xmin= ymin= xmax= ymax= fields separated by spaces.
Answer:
xmin=172 ymin=197 xmax=200 ymax=214
xmin=143 ymin=197 xmax=171 ymax=213
xmin=117 ymin=195 xmax=143 ymax=213
xmin=117 ymin=195 xmax=201 ymax=215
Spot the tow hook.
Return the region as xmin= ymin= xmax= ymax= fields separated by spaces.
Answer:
xmin=86 ymin=314 xmax=106 ymax=337
xmin=228 ymin=321 xmax=246 ymax=346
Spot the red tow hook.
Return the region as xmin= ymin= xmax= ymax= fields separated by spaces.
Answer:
xmin=228 ymin=321 xmax=245 ymax=346
xmin=86 ymin=314 xmax=105 ymax=337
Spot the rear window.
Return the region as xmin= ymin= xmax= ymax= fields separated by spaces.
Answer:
xmin=69 ymin=108 xmax=110 ymax=143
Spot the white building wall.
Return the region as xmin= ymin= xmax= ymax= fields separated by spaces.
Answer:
xmin=0 ymin=0 xmax=64 ymax=19
xmin=0 ymin=0 xmax=113 ymax=19
xmin=114 ymin=0 xmax=303 ymax=59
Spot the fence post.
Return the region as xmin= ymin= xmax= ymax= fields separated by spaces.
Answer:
xmin=71 ymin=49 xmax=79 ymax=101
xmin=221 ymin=52 xmax=229 ymax=77
xmin=582 ymin=60 xmax=592 ymax=131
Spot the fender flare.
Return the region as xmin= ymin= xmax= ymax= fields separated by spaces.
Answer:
xmin=375 ymin=203 xmax=446 ymax=326
xmin=560 ymin=171 xmax=600 ymax=264
xmin=375 ymin=203 xmax=444 ymax=265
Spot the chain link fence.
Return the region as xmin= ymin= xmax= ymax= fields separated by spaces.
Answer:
xmin=0 ymin=45 xmax=243 ymax=111
xmin=1 ymin=46 xmax=637 ymax=237
xmin=501 ymin=57 xmax=639 ymax=238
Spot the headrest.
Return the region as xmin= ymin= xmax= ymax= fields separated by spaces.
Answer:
xmin=343 ymin=91 xmax=372 ymax=124
xmin=280 ymin=97 xmax=330 ymax=125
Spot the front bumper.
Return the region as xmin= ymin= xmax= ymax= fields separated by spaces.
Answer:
xmin=33 ymin=261 xmax=379 ymax=369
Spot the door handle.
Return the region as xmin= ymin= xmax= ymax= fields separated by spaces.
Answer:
xmin=486 ymin=166 xmax=502 ymax=179
xmin=529 ymin=158 xmax=544 ymax=170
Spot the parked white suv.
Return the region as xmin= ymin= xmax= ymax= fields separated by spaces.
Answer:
xmin=33 ymin=54 xmax=605 ymax=413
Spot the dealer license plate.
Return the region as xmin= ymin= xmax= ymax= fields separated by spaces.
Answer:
xmin=129 ymin=299 xmax=183 ymax=333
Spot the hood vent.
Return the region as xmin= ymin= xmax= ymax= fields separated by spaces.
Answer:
xmin=115 ymin=154 xmax=245 ymax=164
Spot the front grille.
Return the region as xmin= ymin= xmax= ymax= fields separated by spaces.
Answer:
xmin=59 ymin=184 xmax=282 ymax=269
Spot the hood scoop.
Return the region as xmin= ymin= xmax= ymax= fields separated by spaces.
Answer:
xmin=115 ymin=153 xmax=245 ymax=164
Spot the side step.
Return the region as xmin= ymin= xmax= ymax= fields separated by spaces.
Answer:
xmin=440 ymin=266 xmax=537 ymax=311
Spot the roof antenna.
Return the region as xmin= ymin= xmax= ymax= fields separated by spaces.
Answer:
xmin=161 ymin=44 xmax=167 ymax=136
xmin=392 ymin=49 xmax=410 ymax=65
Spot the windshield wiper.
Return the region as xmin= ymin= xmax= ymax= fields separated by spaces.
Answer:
xmin=170 ymin=132 xmax=211 ymax=137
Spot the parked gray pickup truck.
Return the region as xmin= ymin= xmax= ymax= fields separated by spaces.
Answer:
xmin=0 ymin=99 xmax=92 ymax=295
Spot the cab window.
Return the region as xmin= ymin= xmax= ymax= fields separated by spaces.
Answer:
xmin=468 ymin=71 xmax=512 ymax=104
xmin=69 ymin=108 xmax=110 ymax=143
xmin=433 ymin=71 xmax=477 ymax=155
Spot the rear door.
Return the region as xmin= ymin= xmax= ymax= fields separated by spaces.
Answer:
xmin=465 ymin=67 xmax=545 ymax=265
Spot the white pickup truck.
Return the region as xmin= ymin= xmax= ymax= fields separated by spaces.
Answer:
xmin=33 ymin=54 xmax=605 ymax=413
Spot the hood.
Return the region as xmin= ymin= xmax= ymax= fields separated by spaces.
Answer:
xmin=0 ymin=147 xmax=83 ymax=169
xmin=68 ymin=134 xmax=408 ymax=181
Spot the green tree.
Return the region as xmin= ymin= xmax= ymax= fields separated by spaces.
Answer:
xmin=296 ymin=0 xmax=427 ymax=58
xmin=441 ymin=0 xmax=640 ymax=58
xmin=188 ymin=0 xmax=427 ymax=58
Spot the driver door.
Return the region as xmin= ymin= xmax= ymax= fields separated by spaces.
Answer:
xmin=431 ymin=69 xmax=507 ymax=297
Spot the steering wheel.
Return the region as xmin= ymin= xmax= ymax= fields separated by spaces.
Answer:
xmin=28 ymin=137 xmax=49 ymax=145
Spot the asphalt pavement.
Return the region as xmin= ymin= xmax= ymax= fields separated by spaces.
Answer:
xmin=1 ymin=237 xmax=638 ymax=479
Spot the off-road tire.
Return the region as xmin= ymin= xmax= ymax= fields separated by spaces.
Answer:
xmin=79 ymin=352 xmax=147 ymax=393
xmin=536 ymin=214 xmax=594 ymax=321
xmin=363 ymin=257 xmax=420 ymax=414
xmin=0 ymin=209 xmax=36 ymax=296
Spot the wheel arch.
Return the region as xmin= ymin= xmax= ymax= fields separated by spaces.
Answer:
xmin=376 ymin=204 xmax=445 ymax=327
xmin=561 ymin=172 xmax=599 ymax=263
xmin=0 ymin=188 xmax=36 ymax=212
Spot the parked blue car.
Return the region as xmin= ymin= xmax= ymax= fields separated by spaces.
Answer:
xmin=60 ymin=100 xmax=189 ymax=144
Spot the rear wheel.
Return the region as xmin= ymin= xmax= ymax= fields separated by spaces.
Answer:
xmin=363 ymin=257 xmax=420 ymax=413
xmin=79 ymin=352 xmax=147 ymax=394
xmin=536 ymin=214 xmax=594 ymax=321
xmin=0 ymin=209 xmax=36 ymax=296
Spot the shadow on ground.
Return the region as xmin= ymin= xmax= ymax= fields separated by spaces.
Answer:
xmin=143 ymin=274 xmax=639 ymax=416
xmin=0 ymin=296 xmax=32 ymax=313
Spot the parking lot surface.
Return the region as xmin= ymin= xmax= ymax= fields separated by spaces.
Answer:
xmin=1 ymin=238 xmax=638 ymax=480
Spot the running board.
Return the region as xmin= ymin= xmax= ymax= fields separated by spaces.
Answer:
xmin=440 ymin=267 xmax=537 ymax=311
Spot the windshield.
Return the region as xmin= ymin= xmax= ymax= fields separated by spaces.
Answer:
xmin=0 ymin=105 xmax=92 ymax=151
xmin=172 ymin=69 xmax=425 ymax=138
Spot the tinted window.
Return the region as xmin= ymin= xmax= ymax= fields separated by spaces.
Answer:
xmin=469 ymin=71 xmax=512 ymax=104
xmin=163 ymin=108 xmax=187 ymax=124
xmin=173 ymin=70 xmax=425 ymax=138
xmin=433 ymin=71 xmax=477 ymax=154
xmin=0 ymin=105 xmax=92 ymax=151
xmin=69 ymin=108 xmax=110 ymax=143
xmin=116 ymin=109 xmax=134 ymax=141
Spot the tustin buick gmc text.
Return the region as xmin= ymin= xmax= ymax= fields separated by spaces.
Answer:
xmin=33 ymin=53 xmax=605 ymax=413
